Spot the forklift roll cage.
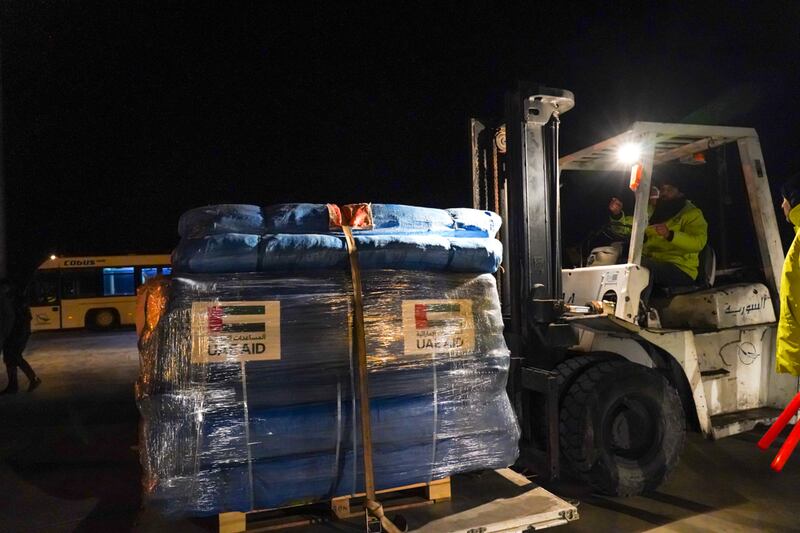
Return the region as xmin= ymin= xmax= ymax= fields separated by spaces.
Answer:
xmin=560 ymin=121 xmax=784 ymax=303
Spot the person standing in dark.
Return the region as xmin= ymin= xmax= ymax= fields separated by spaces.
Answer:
xmin=0 ymin=280 xmax=41 ymax=394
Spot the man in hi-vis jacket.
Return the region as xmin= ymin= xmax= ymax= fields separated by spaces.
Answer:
xmin=776 ymin=175 xmax=800 ymax=376
xmin=610 ymin=174 xmax=708 ymax=300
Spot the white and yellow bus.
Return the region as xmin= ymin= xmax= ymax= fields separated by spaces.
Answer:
xmin=28 ymin=254 xmax=172 ymax=331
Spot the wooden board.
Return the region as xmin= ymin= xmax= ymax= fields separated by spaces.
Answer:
xmin=218 ymin=477 xmax=451 ymax=533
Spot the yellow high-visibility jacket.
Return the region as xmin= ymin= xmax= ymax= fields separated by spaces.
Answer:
xmin=611 ymin=201 xmax=707 ymax=280
xmin=776 ymin=204 xmax=800 ymax=375
xmin=608 ymin=205 xmax=654 ymax=238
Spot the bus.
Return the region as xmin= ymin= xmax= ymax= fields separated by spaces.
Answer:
xmin=28 ymin=254 xmax=172 ymax=331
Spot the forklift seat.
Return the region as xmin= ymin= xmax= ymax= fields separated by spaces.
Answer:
xmin=658 ymin=245 xmax=716 ymax=298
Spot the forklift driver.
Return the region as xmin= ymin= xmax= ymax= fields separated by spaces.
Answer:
xmin=608 ymin=174 xmax=708 ymax=302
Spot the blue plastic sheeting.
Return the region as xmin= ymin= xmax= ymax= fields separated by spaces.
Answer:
xmin=178 ymin=204 xmax=265 ymax=239
xmin=173 ymin=233 xmax=262 ymax=273
xmin=137 ymin=271 xmax=519 ymax=517
xmin=447 ymin=208 xmax=502 ymax=237
xmin=368 ymin=204 xmax=455 ymax=233
xmin=150 ymin=432 xmax=519 ymax=515
xmin=239 ymin=355 xmax=509 ymax=407
xmin=178 ymin=203 xmax=502 ymax=239
xmin=157 ymin=271 xmax=507 ymax=373
xmin=264 ymin=203 xmax=458 ymax=235
xmin=143 ymin=355 xmax=509 ymax=411
xmin=154 ymin=391 xmax=515 ymax=464
xmin=448 ymin=238 xmax=504 ymax=272
xmin=142 ymin=272 xmax=509 ymax=404
xmin=172 ymin=233 xmax=503 ymax=274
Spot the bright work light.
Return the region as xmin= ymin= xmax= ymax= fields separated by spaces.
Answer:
xmin=617 ymin=142 xmax=642 ymax=164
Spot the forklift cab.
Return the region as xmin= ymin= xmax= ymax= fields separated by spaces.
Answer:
xmin=559 ymin=124 xmax=796 ymax=439
xmin=560 ymin=123 xmax=784 ymax=328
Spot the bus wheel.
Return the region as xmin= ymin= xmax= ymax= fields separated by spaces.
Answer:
xmin=560 ymin=359 xmax=685 ymax=496
xmin=87 ymin=309 xmax=119 ymax=331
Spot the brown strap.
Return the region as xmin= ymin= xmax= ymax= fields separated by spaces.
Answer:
xmin=342 ymin=226 xmax=401 ymax=533
xmin=366 ymin=499 xmax=402 ymax=533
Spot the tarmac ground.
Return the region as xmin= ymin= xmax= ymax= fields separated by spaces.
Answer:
xmin=1 ymin=329 xmax=799 ymax=532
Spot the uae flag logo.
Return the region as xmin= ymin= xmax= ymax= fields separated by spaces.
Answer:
xmin=414 ymin=303 xmax=465 ymax=330
xmin=207 ymin=305 xmax=268 ymax=333
xmin=403 ymin=299 xmax=474 ymax=355
xmin=191 ymin=301 xmax=281 ymax=363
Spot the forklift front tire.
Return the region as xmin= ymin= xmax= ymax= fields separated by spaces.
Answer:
xmin=559 ymin=359 xmax=685 ymax=496
xmin=531 ymin=353 xmax=621 ymax=445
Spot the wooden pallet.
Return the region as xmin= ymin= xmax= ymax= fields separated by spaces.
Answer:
xmin=218 ymin=477 xmax=451 ymax=532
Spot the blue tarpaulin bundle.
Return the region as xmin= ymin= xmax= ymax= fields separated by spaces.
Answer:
xmin=178 ymin=203 xmax=502 ymax=239
xmin=172 ymin=203 xmax=504 ymax=274
xmin=137 ymin=204 xmax=518 ymax=516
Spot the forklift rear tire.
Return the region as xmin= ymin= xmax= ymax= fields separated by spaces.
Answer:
xmin=559 ymin=359 xmax=685 ymax=496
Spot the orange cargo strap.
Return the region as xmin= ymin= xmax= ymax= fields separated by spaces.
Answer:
xmin=329 ymin=203 xmax=375 ymax=231
xmin=341 ymin=203 xmax=374 ymax=230
xmin=341 ymin=226 xmax=401 ymax=533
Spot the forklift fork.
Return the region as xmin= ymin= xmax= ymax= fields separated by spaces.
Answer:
xmin=521 ymin=366 xmax=560 ymax=481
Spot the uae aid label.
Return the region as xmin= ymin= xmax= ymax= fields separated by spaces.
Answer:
xmin=191 ymin=301 xmax=281 ymax=363
xmin=402 ymin=300 xmax=475 ymax=355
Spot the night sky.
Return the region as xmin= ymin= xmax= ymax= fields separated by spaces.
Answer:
xmin=2 ymin=2 xmax=799 ymax=281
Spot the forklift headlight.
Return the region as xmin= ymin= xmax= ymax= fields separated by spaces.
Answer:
xmin=618 ymin=143 xmax=642 ymax=164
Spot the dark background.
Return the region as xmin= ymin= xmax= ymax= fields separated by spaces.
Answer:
xmin=2 ymin=1 xmax=799 ymax=282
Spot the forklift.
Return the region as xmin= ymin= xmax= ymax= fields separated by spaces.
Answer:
xmin=471 ymin=83 xmax=798 ymax=496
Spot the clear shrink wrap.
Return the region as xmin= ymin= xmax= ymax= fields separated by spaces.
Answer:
xmin=136 ymin=270 xmax=519 ymax=516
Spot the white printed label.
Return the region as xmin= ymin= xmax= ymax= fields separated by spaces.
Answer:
xmin=190 ymin=301 xmax=281 ymax=363
xmin=402 ymin=299 xmax=475 ymax=355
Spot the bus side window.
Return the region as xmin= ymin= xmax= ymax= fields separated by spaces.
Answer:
xmin=61 ymin=269 xmax=101 ymax=299
xmin=103 ymin=267 xmax=135 ymax=296
xmin=30 ymin=271 xmax=60 ymax=305
xmin=161 ymin=267 xmax=172 ymax=276
xmin=141 ymin=267 xmax=159 ymax=284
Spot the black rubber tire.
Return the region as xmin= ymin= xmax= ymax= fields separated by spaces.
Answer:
xmin=531 ymin=353 xmax=621 ymax=445
xmin=86 ymin=308 xmax=120 ymax=331
xmin=553 ymin=353 xmax=623 ymax=402
xmin=559 ymin=359 xmax=685 ymax=496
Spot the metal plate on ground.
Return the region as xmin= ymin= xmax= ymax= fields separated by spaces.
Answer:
xmin=408 ymin=469 xmax=578 ymax=532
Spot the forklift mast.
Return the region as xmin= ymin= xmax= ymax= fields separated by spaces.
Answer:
xmin=502 ymin=84 xmax=574 ymax=365
xmin=471 ymin=84 xmax=574 ymax=479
